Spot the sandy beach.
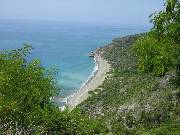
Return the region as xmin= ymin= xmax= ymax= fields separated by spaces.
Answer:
xmin=67 ymin=52 xmax=110 ymax=109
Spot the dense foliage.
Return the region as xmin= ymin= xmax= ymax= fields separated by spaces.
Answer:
xmin=133 ymin=0 xmax=180 ymax=76
xmin=0 ymin=45 xmax=106 ymax=135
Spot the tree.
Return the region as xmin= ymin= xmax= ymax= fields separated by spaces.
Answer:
xmin=0 ymin=44 xmax=59 ymax=133
xmin=0 ymin=45 xmax=104 ymax=134
xmin=133 ymin=0 xmax=180 ymax=76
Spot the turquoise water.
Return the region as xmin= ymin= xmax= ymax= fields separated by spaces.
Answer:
xmin=0 ymin=20 xmax=149 ymax=97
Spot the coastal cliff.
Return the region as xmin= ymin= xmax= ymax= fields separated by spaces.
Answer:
xmin=77 ymin=34 xmax=180 ymax=134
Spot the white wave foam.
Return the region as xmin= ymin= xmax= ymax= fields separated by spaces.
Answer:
xmin=66 ymin=56 xmax=99 ymax=101
xmin=80 ymin=57 xmax=99 ymax=88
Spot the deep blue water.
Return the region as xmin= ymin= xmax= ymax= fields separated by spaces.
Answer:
xmin=0 ymin=20 xmax=149 ymax=97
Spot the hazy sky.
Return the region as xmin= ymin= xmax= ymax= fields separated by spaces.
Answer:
xmin=0 ymin=0 xmax=164 ymax=26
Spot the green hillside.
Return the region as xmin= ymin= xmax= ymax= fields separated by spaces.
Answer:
xmin=78 ymin=0 xmax=180 ymax=134
xmin=0 ymin=0 xmax=179 ymax=134
xmin=78 ymin=34 xmax=180 ymax=134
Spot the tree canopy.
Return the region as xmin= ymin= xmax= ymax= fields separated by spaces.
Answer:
xmin=0 ymin=45 xmax=105 ymax=134
xmin=133 ymin=0 xmax=180 ymax=76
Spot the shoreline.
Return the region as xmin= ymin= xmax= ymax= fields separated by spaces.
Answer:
xmin=79 ymin=56 xmax=99 ymax=92
xmin=66 ymin=50 xmax=110 ymax=110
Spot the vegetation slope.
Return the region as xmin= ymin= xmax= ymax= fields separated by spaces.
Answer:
xmin=78 ymin=0 xmax=180 ymax=134
xmin=0 ymin=0 xmax=179 ymax=134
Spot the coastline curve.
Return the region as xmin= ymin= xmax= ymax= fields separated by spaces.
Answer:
xmin=66 ymin=51 xmax=110 ymax=110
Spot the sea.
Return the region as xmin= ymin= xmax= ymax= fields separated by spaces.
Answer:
xmin=0 ymin=20 xmax=150 ymax=98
